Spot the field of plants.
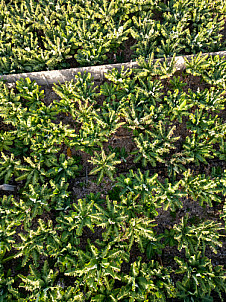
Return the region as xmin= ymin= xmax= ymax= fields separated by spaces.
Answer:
xmin=0 ymin=0 xmax=226 ymax=75
xmin=0 ymin=52 xmax=226 ymax=300
xmin=0 ymin=0 xmax=226 ymax=302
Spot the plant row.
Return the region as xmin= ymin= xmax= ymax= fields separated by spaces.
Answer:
xmin=0 ymin=0 xmax=225 ymax=75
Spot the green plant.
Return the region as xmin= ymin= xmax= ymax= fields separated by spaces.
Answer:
xmin=156 ymin=178 xmax=186 ymax=212
xmin=56 ymin=197 xmax=95 ymax=238
xmin=0 ymin=213 xmax=15 ymax=265
xmin=163 ymin=90 xmax=191 ymax=123
xmin=108 ymin=146 xmax=128 ymax=163
xmin=0 ymin=194 xmax=32 ymax=232
xmin=187 ymin=87 xmax=225 ymax=112
xmin=182 ymin=133 xmax=216 ymax=165
xmin=0 ymin=270 xmax=20 ymax=302
xmin=181 ymin=169 xmax=222 ymax=207
xmin=77 ymin=119 xmax=109 ymax=154
xmin=173 ymin=214 xmax=223 ymax=257
xmin=166 ymin=152 xmax=193 ymax=181
xmin=95 ymin=104 xmax=125 ymax=136
xmin=65 ymin=239 xmax=129 ymax=292
xmin=22 ymin=183 xmax=51 ymax=218
xmin=88 ymin=279 xmax=119 ymax=302
xmin=118 ymin=257 xmax=153 ymax=301
xmin=16 ymin=77 xmax=45 ymax=109
xmin=185 ymin=53 xmax=210 ymax=77
xmin=118 ymin=257 xmax=175 ymax=301
xmin=136 ymin=77 xmax=163 ymax=107
xmin=116 ymin=169 xmax=160 ymax=217
xmin=186 ymin=109 xmax=221 ymax=138
xmin=202 ymin=55 xmax=226 ymax=89
xmin=46 ymin=153 xmax=81 ymax=183
xmin=130 ymin=14 xmax=160 ymax=58
xmin=133 ymin=122 xmax=180 ymax=167
xmin=135 ymin=53 xmax=160 ymax=79
xmin=0 ymin=131 xmax=14 ymax=152
xmin=121 ymin=95 xmax=155 ymax=131
xmin=119 ymin=193 xmax=144 ymax=219
xmin=156 ymin=54 xmax=178 ymax=79
xmin=88 ymin=148 xmax=121 ymax=184
xmin=71 ymin=98 xmax=97 ymax=124
xmin=0 ymin=153 xmax=21 ymax=183
xmin=105 ymin=66 xmax=133 ymax=86
xmin=1 ymin=6 xmax=226 ymax=299
xmin=100 ymin=82 xmax=117 ymax=107
xmin=175 ymin=252 xmax=226 ymax=301
xmin=217 ymin=138 xmax=226 ymax=161
xmin=73 ymin=20 xmax=111 ymax=66
xmin=48 ymin=178 xmax=71 ymax=211
xmin=15 ymin=155 xmax=47 ymax=188
xmin=91 ymin=196 xmax=128 ymax=241
xmin=15 ymin=219 xmax=60 ymax=267
xmin=169 ymin=76 xmax=187 ymax=91
xmin=120 ymin=217 xmax=157 ymax=253
xmin=18 ymin=261 xmax=60 ymax=301
xmin=116 ymin=169 xmax=158 ymax=202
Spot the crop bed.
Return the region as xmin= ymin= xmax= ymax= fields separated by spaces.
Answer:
xmin=0 ymin=51 xmax=226 ymax=301
xmin=0 ymin=0 xmax=226 ymax=75
xmin=1 ymin=0 xmax=226 ymax=301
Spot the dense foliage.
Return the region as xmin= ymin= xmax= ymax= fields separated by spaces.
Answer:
xmin=0 ymin=0 xmax=225 ymax=75
xmin=0 ymin=52 xmax=225 ymax=301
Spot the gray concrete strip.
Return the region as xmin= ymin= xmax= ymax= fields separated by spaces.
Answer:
xmin=1 ymin=51 xmax=226 ymax=85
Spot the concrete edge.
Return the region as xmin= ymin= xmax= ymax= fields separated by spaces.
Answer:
xmin=1 ymin=50 xmax=226 ymax=86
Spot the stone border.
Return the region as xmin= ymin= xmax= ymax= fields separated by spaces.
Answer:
xmin=1 ymin=51 xmax=226 ymax=85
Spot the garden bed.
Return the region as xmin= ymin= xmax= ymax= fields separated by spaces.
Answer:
xmin=0 ymin=51 xmax=225 ymax=301
xmin=1 ymin=0 xmax=226 ymax=75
